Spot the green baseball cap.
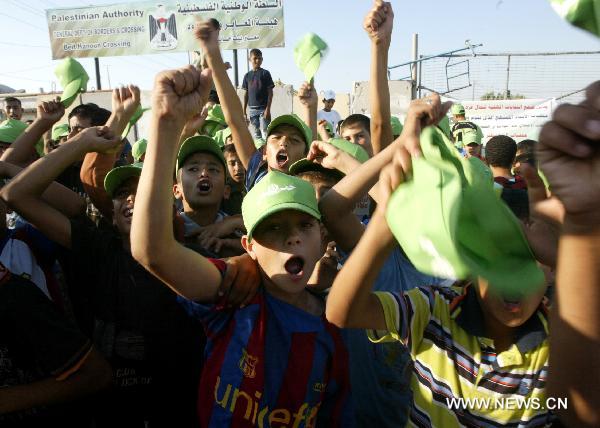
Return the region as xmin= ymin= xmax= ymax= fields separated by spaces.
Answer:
xmin=176 ymin=135 xmax=226 ymax=171
xmin=267 ymin=114 xmax=312 ymax=148
xmin=51 ymin=123 xmax=69 ymax=141
xmin=104 ymin=162 xmax=143 ymax=198
xmin=54 ymin=58 xmax=89 ymax=108
xmin=131 ymin=138 xmax=147 ymax=162
xmin=462 ymin=129 xmax=482 ymax=145
xmin=289 ymin=137 xmax=369 ymax=179
xmin=386 ymin=126 xmax=544 ymax=297
xmin=551 ymin=0 xmax=600 ymax=37
xmin=451 ymin=103 xmax=465 ymax=116
xmin=0 ymin=119 xmax=28 ymax=143
xmin=390 ymin=116 xmax=403 ymax=136
xmin=242 ymin=170 xmax=321 ymax=241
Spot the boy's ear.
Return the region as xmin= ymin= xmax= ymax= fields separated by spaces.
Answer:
xmin=241 ymin=235 xmax=257 ymax=260
xmin=173 ymin=183 xmax=183 ymax=200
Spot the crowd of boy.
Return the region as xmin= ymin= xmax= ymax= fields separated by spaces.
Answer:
xmin=0 ymin=1 xmax=598 ymax=427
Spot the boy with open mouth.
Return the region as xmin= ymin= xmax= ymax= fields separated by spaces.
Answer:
xmin=131 ymin=61 xmax=353 ymax=427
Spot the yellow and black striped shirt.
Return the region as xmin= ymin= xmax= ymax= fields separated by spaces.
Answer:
xmin=369 ymin=285 xmax=554 ymax=427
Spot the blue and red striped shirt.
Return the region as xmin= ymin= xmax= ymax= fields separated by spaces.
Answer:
xmin=179 ymin=259 xmax=354 ymax=427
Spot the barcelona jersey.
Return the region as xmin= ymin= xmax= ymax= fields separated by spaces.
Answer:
xmin=179 ymin=260 xmax=354 ymax=427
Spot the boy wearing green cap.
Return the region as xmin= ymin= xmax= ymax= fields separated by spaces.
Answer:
xmin=195 ymin=22 xmax=314 ymax=191
xmin=327 ymin=127 xmax=554 ymax=427
xmin=0 ymin=125 xmax=235 ymax=427
xmin=451 ymin=103 xmax=484 ymax=150
xmin=131 ymin=64 xmax=353 ymax=426
xmin=173 ymin=135 xmax=244 ymax=257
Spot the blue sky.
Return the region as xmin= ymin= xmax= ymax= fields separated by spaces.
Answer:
xmin=0 ymin=0 xmax=598 ymax=96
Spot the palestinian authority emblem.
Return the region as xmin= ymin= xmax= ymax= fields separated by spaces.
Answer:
xmin=149 ymin=4 xmax=178 ymax=50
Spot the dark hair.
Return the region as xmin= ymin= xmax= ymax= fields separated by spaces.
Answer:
xmin=516 ymin=139 xmax=536 ymax=154
xmin=208 ymin=18 xmax=221 ymax=30
xmin=249 ymin=48 xmax=262 ymax=57
xmin=208 ymin=89 xmax=220 ymax=104
xmin=340 ymin=114 xmax=370 ymax=135
xmin=296 ymin=170 xmax=341 ymax=186
xmin=485 ymin=135 xmax=517 ymax=168
xmin=223 ymin=144 xmax=237 ymax=156
xmin=4 ymin=97 xmax=21 ymax=106
xmin=68 ymin=103 xmax=111 ymax=126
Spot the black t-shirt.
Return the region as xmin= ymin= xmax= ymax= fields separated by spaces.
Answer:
xmin=242 ymin=68 xmax=274 ymax=108
xmin=66 ymin=216 xmax=205 ymax=427
xmin=0 ymin=273 xmax=91 ymax=427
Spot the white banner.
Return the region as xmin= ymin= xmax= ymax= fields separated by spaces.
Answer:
xmin=459 ymin=99 xmax=556 ymax=143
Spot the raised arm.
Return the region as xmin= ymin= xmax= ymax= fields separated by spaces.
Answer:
xmin=298 ymin=81 xmax=318 ymax=142
xmin=326 ymin=147 xmax=413 ymax=330
xmin=0 ymin=127 xmax=119 ymax=249
xmin=0 ymin=161 xmax=85 ymax=218
xmin=80 ymin=86 xmax=141 ymax=221
xmin=196 ymin=22 xmax=256 ymax=169
xmin=130 ymin=65 xmax=223 ymax=302
xmin=537 ymin=81 xmax=600 ymax=428
xmin=365 ymin=0 xmax=394 ymax=154
xmin=1 ymin=99 xmax=65 ymax=167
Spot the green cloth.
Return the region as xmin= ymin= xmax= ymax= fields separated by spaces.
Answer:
xmin=390 ymin=116 xmax=403 ymax=136
xmin=551 ymin=0 xmax=600 ymax=37
xmin=54 ymin=58 xmax=89 ymax=108
xmin=51 ymin=123 xmax=69 ymax=141
xmin=122 ymin=106 xmax=150 ymax=139
xmin=386 ymin=126 xmax=544 ymax=297
xmin=242 ymin=170 xmax=320 ymax=242
xmin=0 ymin=119 xmax=28 ymax=143
xmin=104 ymin=162 xmax=143 ymax=198
xmin=131 ymin=138 xmax=147 ymax=162
xmin=201 ymin=104 xmax=227 ymax=138
xmin=254 ymin=138 xmax=266 ymax=150
xmin=294 ymin=33 xmax=328 ymax=82
xmin=177 ymin=135 xmax=226 ymax=171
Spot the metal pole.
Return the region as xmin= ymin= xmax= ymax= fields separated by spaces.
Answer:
xmin=233 ymin=49 xmax=239 ymax=88
xmin=94 ymin=57 xmax=101 ymax=90
xmin=411 ymin=34 xmax=418 ymax=99
xmin=246 ymin=49 xmax=249 ymax=74
xmin=417 ymin=54 xmax=423 ymax=98
xmin=106 ymin=66 xmax=111 ymax=89
xmin=505 ymin=55 xmax=511 ymax=99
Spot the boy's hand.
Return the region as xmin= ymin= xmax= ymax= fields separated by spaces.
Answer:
xmin=36 ymin=98 xmax=65 ymax=126
xmin=317 ymin=119 xmax=332 ymax=141
xmin=308 ymin=241 xmax=341 ymax=292
xmin=307 ymin=141 xmax=359 ymax=174
xmin=219 ymin=253 xmax=261 ymax=308
xmin=195 ymin=20 xmax=220 ymax=55
xmin=298 ymin=82 xmax=318 ymax=110
xmin=376 ymin=144 xmax=412 ymax=214
xmin=401 ymin=93 xmax=453 ymax=157
xmin=152 ymin=66 xmax=213 ymax=126
xmin=364 ymin=0 xmax=394 ymax=46
xmin=537 ymin=81 xmax=600 ymax=231
xmin=71 ymin=126 xmax=120 ymax=154
xmin=111 ymin=85 xmax=140 ymax=118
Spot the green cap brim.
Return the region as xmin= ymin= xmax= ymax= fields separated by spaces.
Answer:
xmin=177 ymin=135 xmax=225 ymax=171
xmin=60 ymin=78 xmax=85 ymax=108
xmin=267 ymin=115 xmax=312 ymax=148
xmin=288 ymin=158 xmax=344 ymax=180
xmin=104 ymin=162 xmax=143 ymax=198
xmin=247 ymin=202 xmax=320 ymax=242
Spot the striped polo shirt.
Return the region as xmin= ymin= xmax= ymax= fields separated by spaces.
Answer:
xmin=369 ymin=285 xmax=554 ymax=427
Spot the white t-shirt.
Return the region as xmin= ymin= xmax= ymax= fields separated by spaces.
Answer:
xmin=317 ymin=109 xmax=342 ymax=135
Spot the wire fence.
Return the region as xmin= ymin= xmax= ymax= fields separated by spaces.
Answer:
xmin=392 ymin=51 xmax=600 ymax=104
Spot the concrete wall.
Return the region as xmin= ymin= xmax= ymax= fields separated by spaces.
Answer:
xmin=2 ymin=80 xmax=412 ymax=139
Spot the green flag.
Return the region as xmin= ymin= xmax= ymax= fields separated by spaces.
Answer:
xmin=294 ymin=33 xmax=328 ymax=82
